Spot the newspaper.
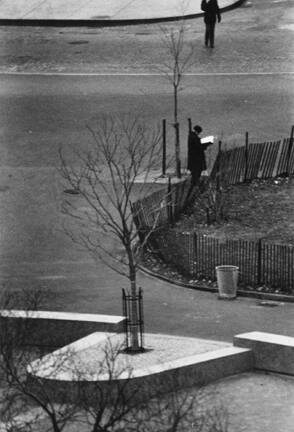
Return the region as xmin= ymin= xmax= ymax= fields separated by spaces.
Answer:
xmin=201 ymin=135 xmax=214 ymax=144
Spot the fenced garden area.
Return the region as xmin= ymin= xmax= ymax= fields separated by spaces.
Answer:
xmin=133 ymin=127 xmax=294 ymax=294
xmin=148 ymin=230 xmax=294 ymax=293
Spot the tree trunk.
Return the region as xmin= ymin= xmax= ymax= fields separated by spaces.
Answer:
xmin=174 ymin=85 xmax=181 ymax=178
xmin=175 ymin=122 xmax=181 ymax=178
xmin=129 ymin=279 xmax=139 ymax=351
xmin=127 ymin=248 xmax=140 ymax=351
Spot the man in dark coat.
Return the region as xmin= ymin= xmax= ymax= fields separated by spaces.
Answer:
xmin=187 ymin=125 xmax=213 ymax=186
xmin=201 ymin=0 xmax=221 ymax=48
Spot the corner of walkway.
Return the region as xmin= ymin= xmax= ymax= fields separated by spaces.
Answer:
xmin=0 ymin=0 xmax=247 ymax=26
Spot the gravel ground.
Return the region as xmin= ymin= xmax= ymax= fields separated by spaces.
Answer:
xmin=32 ymin=333 xmax=229 ymax=379
xmin=76 ymin=333 xmax=229 ymax=377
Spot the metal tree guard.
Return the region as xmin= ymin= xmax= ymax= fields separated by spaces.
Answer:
xmin=122 ymin=287 xmax=144 ymax=352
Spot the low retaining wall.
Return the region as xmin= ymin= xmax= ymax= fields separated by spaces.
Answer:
xmin=0 ymin=310 xmax=126 ymax=348
xmin=25 ymin=331 xmax=294 ymax=405
xmin=127 ymin=346 xmax=253 ymax=402
xmin=27 ymin=341 xmax=253 ymax=405
xmin=234 ymin=331 xmax=294 ymax=376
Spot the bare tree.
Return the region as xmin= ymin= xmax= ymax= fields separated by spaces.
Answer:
xmin=0 ymin=288 xmax=78 ymax=432
xmin=59 ymin=115 xmax=164 ymax=352
xmin=158 ymin=19 xmax=195 ymax=178
xmin=0 ymin=288 xmax=141 ymax=432
xmin=0 ymin=292 xmax=230 ymax=432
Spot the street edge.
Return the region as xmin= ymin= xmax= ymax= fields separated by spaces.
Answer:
xmin=0 ymin=0 xmax=247 ymax=27
xmin=138 ymin=263 xmax=294 ymax=303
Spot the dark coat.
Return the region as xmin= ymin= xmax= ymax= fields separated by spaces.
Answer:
xmin=187 ymin=132 xmax=210 ymax=173
xmin=201 ymin=0 xmax=221 ymax=24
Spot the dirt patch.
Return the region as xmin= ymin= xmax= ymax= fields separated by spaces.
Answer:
xmin=141 ymin=176 xmax=294 ymax=296
xmin=178 ymin=176 xmax=294 ymax=245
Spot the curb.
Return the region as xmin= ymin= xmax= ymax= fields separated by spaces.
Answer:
xmin=138 ymin=264 xmax=294 ymax=303
xmin=0 ymin=0 xmax=247 ymax=27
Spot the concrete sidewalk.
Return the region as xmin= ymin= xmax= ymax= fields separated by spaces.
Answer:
xmin=10 ymin=256 xmax=293 ymax=344
xmin=137 ymin=269 xmax=294 ymax=343
xmin=0 ymin=0 xmax=243 ymax=21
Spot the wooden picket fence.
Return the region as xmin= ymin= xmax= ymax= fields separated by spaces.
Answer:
xmin=149 ymin=231 xmax=294 ymax=292
xmin=133 ymin=136 xmax=294 ymax=230
xmin=133 ymin=133 xmax=294 ymax=292
xmin=211 ymin=138 xmax=294 ymax=185
xmin=131 ymin=177 xmax=192 ymax=230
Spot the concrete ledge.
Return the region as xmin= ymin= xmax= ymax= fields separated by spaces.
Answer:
xmin=112 ymin=346 xmax=253 ymax=381
xmin=0 ymin=310 xmax=126 ymax=348
xmin=234 ymin=331 xmax=294 ymax=375
xmin=27 ymin=333 xmax=253 ymax=404
xmin=133 ymin=346 xmax=253 ymax=392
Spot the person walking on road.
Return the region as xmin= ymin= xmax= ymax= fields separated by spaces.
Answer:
xmin=187 ymin=125 xmax=213 ymax=186
xmin=201 ymin=0 xmax=221 ymax=48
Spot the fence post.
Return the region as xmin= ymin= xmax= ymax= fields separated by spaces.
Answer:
xmin=138 ymin=287 xmax=144 ymax=348
xmin=175 ymin=122 xmax=181 ymax=178
xmin=122 ymin=288 xmax=129 ymax=350
xmin=193 ymin=232 xmax=197 ymax=278
xmin=257 ymin=239 xmax=262 ymax=286
xmin=162 ymin=119 xmax=166 ymax=176
xmin=244 ymin=131 xmax=249 ymax=182
xmin=167 ymin=176 xmax=173 ymax=224
xmin=188 ymin=118 xmax=192 ymax=134
xmin=216 ymin=140 xmax=222 ymax=192
xmin=286 ymin=125 xmax=294 ymax=176
xmin=187 ymin=118 xmax=192 ymax=174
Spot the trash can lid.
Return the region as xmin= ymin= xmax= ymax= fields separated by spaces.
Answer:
xmin=216 ymin=265 xmax=239 ymax=271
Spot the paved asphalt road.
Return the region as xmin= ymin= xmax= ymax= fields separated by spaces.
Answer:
xmin=1 ymin=72 xmax=293 ymax=167
xmin=0 ymin=70 xmax=293 ymax=342
xmin=0 ymin=0 xmax=294 ymax=342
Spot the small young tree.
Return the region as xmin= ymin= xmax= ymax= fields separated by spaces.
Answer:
xmin=202 ymin=142 xmax=231 ymax=224
xmin=158 ymin=19 xmax=195 ymax=178
xmin=59 ymin=115 xmax=163 ymax=352
xmin=194 ymin=177 xmax=227 ymax=225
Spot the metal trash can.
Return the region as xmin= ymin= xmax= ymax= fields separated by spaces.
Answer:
xmin=216 ymin=265 xmax=239 ymax=299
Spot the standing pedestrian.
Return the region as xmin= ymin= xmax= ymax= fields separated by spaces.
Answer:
xmin=201 ymin=0 xmax=221 ymax=48
xmin=187 ymin=125 xmax=213 ymax=186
